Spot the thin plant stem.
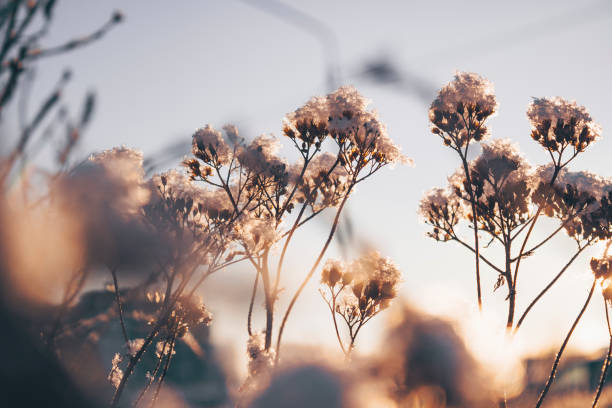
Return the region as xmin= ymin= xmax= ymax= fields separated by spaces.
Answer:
xmin=514 ymin=241 xmax=591 ymax=333
xmin=247 ymin=270 xmax=259 ymax=336
xmin=150 ymin=332 xmax=177 ymax=407
xmin=460 ymin=152 xmax=483 ymax=310
xmin=110 ymin=266 xmax=129 ymax=344
xmin=592 ymin=296 xmax=612 ymax=408
xmin=535 ymin=280 xmax=596 ymax=408
xmin=275 ymin=182 xmax=354 ymax=362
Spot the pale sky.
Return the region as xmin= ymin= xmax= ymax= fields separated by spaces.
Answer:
xmin=19 ymin=0 xmax=612 ymax=377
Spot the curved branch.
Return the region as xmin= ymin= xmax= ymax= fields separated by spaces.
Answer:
xmin=535 ymin=280 xmax=596 ymax=408
xmin=592 ymin=296 xmax=612 ymax=408
xmin=275 ymin=183 xmax=354 ymax=362
xmin=514 ymin=240 xmax=591 ymax=332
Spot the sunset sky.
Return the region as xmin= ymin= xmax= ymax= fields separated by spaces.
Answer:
xmin=22 ymin=0 xmax=612 ymax=377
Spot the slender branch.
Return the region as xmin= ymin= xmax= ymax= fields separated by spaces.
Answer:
xmin=150 ymin=332 xmax=177 ymax=407
xmin=247 ymin=270 xmax=259 ymax=336
xmin=592 ymin=296 xmax=612 ymax=408
xmin=273 ymin=201 xmax=308 ymax=294
xmin=451 ymin=235 xmax=505 ymax=275
xmin=275 ymin=182 xmax=354 ymax=362
xmin=110 ymin=266 xmax=129 ymax=344
xmin=459 ymin=151 xmax=482 ymax=310
xmin=512 ymin=166 xmax=560 ymax=295
xmin=535 ymin=280 xmax=596 ymax=408
xmin=514 ymin=240 xmax=591 ymax=332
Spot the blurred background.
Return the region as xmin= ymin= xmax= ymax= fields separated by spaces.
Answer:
xmin=4 ymin=0 xmax=612 ymax=398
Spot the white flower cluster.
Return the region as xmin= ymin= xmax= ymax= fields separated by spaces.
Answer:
xmin=286 ymin=86 xmax=411 ymax=166
xmin=430 ymin=71 xmax=497 ymax=115
xmin=233 ymin=213 xmax=281 ymax=254
xmin=192 ymin=124 xmax=232 ymax=165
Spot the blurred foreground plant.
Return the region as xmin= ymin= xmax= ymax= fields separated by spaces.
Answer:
xmin=320 ymin=251 xmax=400 ymax=357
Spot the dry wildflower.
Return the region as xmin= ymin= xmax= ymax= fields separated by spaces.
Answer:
xmin=238 ymin=134 xmax=287 ymax=177
xmin=592 ymin=255 xmax=612 ymax=281
xmin=85 ymin=146 xmax=151 ymax=216
xmin=293 ymin=152 xmax=350 ymax=211
xmin=127 ymin=338 xmax=145 ymax=357
xmin=192 ymin=124 xmax=232 ymax=166
xmin=327 ymin=86 xmax=410 ymax=168
xmin=527 ymin=96 xmax=601 ymax=154
xmin=232 ymin=213 xmax=280 ymax=253
xmin=429 ymin=72 xmax=497 ymax=148
xmin=108 ymin=353 xmax=124 ymax=389
xmin=160 ymin=295 xmax=213 ymax=339
xmin=419 ymin=187 xmax=464 ymax=242
xmin=321 ymin=251 xmax=401 ymax=355
xmin=284 ymin=95 xmax=329 ymax=144
xmin=321 ymin=259 xmax=346 ymax=287
xmin=155 ymin=341 xmax=177 ymax=358
xmin=532 ymin=167 xmax=612 ymax=241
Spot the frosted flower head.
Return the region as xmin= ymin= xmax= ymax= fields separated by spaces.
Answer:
xmin=349 ymin=250 xmax=402 ymax=311
xmin=159 ymin=295 xmax=213 ymax=339
xmin=446 ymin=140 xmax=534 ymax=234
xmin=127 ymin=338 xmax=145 ymax=357
xmin=293 ymin=152 xmax=350 ymax=212
xmin=79 ymin=147 xmax=150 ymax=217
xmin=430 ymin=72 xmax=497 ymax=147
xmin=470 ymin=140 xmax=532 ymax=205
xmin=233 ymin=213 xmax=280 ymax=253
xmin=592 ymin=255 xmax=612 ymax=281
xmin=238 ymin=134 xmax=288 ymax=179
xmin=243 ymin=332 xmax=275 ymax=394
xmin=326 ymin=87 xmax=411 ymax=167
xmin=108 ymin=353 xmax=123 ymax=389
xmin=286 ymin=86 xmax=411 ymax=168
xmin=533 ymin=167 xmax=612 ymax=241
xmin=527 ymin=97 xmax=601 ymax=154
xmin=321 ymin=259 xmax=348 ymax=287
xmin=284 ymin=95 xmax=329 ymax=144
xmin=419 ymin=187 xmax=464 ymax=242
xmin=192 ymin=124 xmax=232 ymax=166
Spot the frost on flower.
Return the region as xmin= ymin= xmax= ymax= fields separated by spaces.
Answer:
xmin=430 ymin=72 xmax=497 ymax=147
xmin=108 ymin=353 xmax=124 ymax=389
xmin=155 ymin=341 xmax=177 ymax=358
xmin=233 ymin=213 xmax=280 ymax=254
xmin=293 ymin=152 xmax=350 ymax=211
xmin=321 ymin=259 xmax=347 ymax=287
xmin=350 ymin=251 xmax=401 ymax=305
xmin=243 ymin=332 xmax=275 ymax=393
xmin=323 ymin=251 xmax=401 ymax=314
xmin=238 ymin=134 xmax=287 ymax=177
xmin=327 ymin=86 xmax=411 ymax=167
xmin=592 ymin=255 xmax=612 ymax=281
xmin=60 ymin=146 xmax=150 ymax=219
xmin=471 ymin=140 xmax=532 ymax=202
xmin=127 ymin=338 xmax=145 ymax=357
xmin=284 ymin=95 xmax=329 ymax=144
xmin=532 ymin=165 xmax=612 ymax=241
xmin=419 ymin=187 xmax=464 ymax=242
xmin=286 ymin=86 xmax=411 ymax=167
xmin=450 ymin=140 xmax=534 ymax=235
xmin=320 ymin=251 xmax=402 ymax=353
xmin=527 ymin=96 xmax=601 ymax=154
xmin=192 ymin=124 xmax=232 ymax=166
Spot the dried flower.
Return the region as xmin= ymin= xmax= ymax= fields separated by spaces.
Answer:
xmin=429 ymin=72 xmax=497 ymax=148
xmin=527 ymin=96 xmax=601 ymax=154
xmin=192 ymin=125 xmax=232 ymax=166
xmin=108 ymin=353 xmax=124 ymax=389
